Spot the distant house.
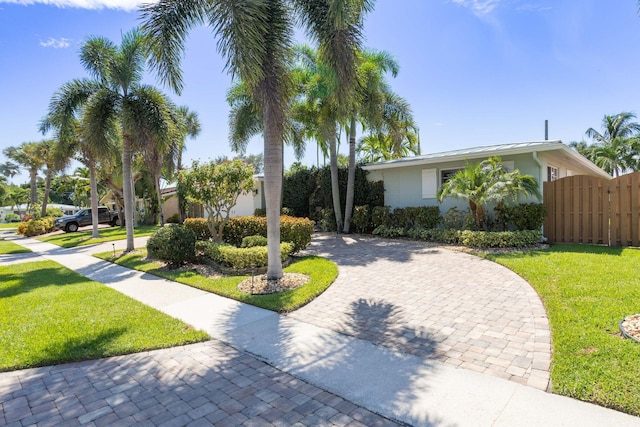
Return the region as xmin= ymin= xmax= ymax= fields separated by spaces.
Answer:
xmin=362 ymin=140 xmax=610 ymax=211
xmin=0 ymin=203 xmax=80 ymax=222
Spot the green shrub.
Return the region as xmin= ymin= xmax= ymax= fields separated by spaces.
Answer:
xmin=4 ymin=213 xmax=19 ymax=222
xmin=166 ymin=213 xmax=180 ymax=224
xmin=319 ymin=208 xmax=336 ymax=232
xmin=372 ymin=225 xmax=406 ymax=238
xmin=215 ymin=242 xmax=294 ymax=269
xmin=442 ymin=207 xmax=474 ymax=230
xmin=46 ymin=207 xmax=64 ymax=218
xmin=223 ymin=215 xmax=314 ymax=253
xmin=281 ymin=216 xmax=315 ymax=252
xmin=241 ymin=235 xmax=268 ymax=248
xmin=16 ymin=217 xmax=55 ymax=237
xmin=254 ymin=208 xmax=266 ymax=217
xmin=350 ymin=205 xmax=371 ymax=233
xmin=195 ymin=240 xmax=229 ymax=261
xmin=371 ymin=206 xmax=392 ymax=228
xmin=147 ymin=225 xmax=196 ymax=267
xmin=183 ymin=218 xmax=212 ymax=241
xmin=407 ymin=227 xmax=461 ymax=244
xmin=503 ymin=203 xmax=547 ymax=231
xmin=280 ymin=207 xmax=294 ymax=216
xmin=458 ymin=230 xmax=541 ymax=248
xmin=391 ymin=206 xmax=441 ymax=229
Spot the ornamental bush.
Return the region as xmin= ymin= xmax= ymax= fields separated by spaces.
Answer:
xmin=183 ymin=218 xmax=212 ymax=240
xmin=241 ymin=235 xmax=268 ymax=248
xmin=502 ymin=203 xmax=547 ymax=231
xmin=224 ymin=215 xmax=313 ymax=253
xmin=197 ymin=240 xmax=293 ymax=269
xmin=16 ymin=217 xmax=55 ymax=237
xmin=350 ymin=205 xmax=371 ymax=233
xmin=147 ymin=225 xmax=196 ymax=267
xmin=458 ymin=230 xmax=542 ymax=248
xmin=371 ymin=206 xmax=392 ymax=228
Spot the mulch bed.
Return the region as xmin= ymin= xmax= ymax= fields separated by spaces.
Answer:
xmin=620 ymin=314 xmax=640 ymax=342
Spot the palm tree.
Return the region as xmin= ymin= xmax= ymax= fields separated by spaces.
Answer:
xmin=141 ymin=0 xmax=371 ymax=280
xmin=437 ymin=157 xmax=540 ymax=230
xmin=343 ymin=50 xmax=418 ymax=233
xmin=3 ymin=142 xmax=45 ymax=206
xmin=585 ymin=112 xmax=640 ymax=177
xmin=7 ymin=188 xmax=29 ymax=217
xmin=0 ymin=162 xmax=20 ymax=182
xmin=42 ymin=29 xmax=174 ymax=249
xmin=39 ymin=139 xmax=72 ymax=217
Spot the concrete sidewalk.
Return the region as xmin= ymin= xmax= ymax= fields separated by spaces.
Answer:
xmin=3 ymin=234 xmax=640 ymax=426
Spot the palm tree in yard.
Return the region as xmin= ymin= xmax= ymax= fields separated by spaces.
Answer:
xmin=141 ymin=0 xmax=371 ymax=280
xmin=39 ymin=139 xmax=72 ymax=218
xmin=437 ymin=157 xmax=540 ymax=230
xmin=3 ymin=142 xmax=45 ymax=207
xmin=42 ymin=29 xmax=174 ymax=249
xmin=585 ymin=112 xmax=640 ymax=177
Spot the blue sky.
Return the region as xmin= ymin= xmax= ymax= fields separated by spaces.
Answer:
xmin=2 ymin=0 xmax=640 ymax=184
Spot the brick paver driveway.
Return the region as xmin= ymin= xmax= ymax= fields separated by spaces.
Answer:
xmin=0 ymin=341 xmax=399 ymax=426
xmin=291 ymin=234 xmax=551 ymax=390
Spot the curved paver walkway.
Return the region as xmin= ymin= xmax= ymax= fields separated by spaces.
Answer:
xmin=290 ymin=233 xmax=551 ymax=390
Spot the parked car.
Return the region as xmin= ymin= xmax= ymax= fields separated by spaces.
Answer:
xmin=54 ymin=207 xmax=121 ymax=232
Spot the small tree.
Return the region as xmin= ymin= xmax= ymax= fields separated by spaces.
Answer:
xmin=437 ymin=156 xmax=540 ymax=230
xmin=178 ymin=159 xmax=255 ymax=242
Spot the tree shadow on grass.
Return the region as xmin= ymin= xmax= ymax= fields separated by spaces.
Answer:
xmin=0 ymin=265 xmax=88 ymax=299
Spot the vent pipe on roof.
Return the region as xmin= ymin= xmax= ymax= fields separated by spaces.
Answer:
xmin=545 ymin=120 xmax=549 ymax=141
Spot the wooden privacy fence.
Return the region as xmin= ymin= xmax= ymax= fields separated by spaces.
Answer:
xmin=543 ymin=172 xmax=640 ymax=246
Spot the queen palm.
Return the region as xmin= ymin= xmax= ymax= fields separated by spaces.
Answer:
xmin=343 ymin=50 xmax=418 ymax=233
xmin=42 ymin=29 xmax=174 ymax=249
xmin=437 ymin=157 xmax=540 ymax=230
xmin=585 ymin=112 xmax=640 ymax=177
xmin=141 ymin=0 xmax=370 ymax=279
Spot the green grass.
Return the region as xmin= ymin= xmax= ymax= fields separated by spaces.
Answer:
xmin=0 ymin=260 xmax=209 ymax=372
xmin=0 ymin=239 xmax=31 ymax=254
xmin=95 ymin=250 xmax=338 ymax=313
xmin=37 ymin=225 xmax=160 ymax=248
xmin=485 ymin=244 xmax=640 ymax=416
xmin=0 ymin=223 xmax=18 ymax=229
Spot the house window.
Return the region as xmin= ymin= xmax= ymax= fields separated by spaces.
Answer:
xmin=547 ymin=165 xmax=559 ymax=182
xmin=441 ymin=168 xmax=462 ymax=185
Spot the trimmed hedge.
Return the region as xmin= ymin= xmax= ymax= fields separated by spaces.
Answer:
xmin=16 ymin=217 xmax=55 ymax=237
xmin=186 ymin=215 xmax=314 ymax=254
xmin=196 ymin=240 xmax=293 ymax=269
xmin=183 ymin=218 xmax=212 ymax=240
xmin=147 ymin=225 xmax=196 ymax=267
xmin=241 ymin=235 xmax=268 ymax=248
xmin=375 ymin=225 xmax=542 ymax=248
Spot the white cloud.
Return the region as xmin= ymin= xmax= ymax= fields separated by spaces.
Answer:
xmin=449 ymin=0 xmax=501 ymax=16
xmin=40 ymin=37 xmax=71 ymax=48
xmin=0 ymin=0 xmax=157 ymax=11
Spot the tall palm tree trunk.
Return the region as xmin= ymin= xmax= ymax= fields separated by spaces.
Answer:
xmin=29 ymin=169 xmax=38 ymax=206
xmin=329 ymin=123 xmax=343 ymax=233
xmin=343 ymin=117 xmax=357 ymax=233
xmin=122 ymin=135 xmax=135 ymax=252
xmin=41 ymin=172 xmax=52 ymax=218
xmin=155 ymin=172 xmax=165 ymax=226
xmin=89 ymin=162 xmax=100 ymax=238
xmin=263 ymin=110 xmax=284 ymax=280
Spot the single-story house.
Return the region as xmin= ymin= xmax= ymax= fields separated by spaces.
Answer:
xmin=362 ymin=140 xmax=611 ymax=212
xmin=0 ymin=203 xmax=81 ymax=222
xmin=161 ymin=175 xmax=266 ymax=220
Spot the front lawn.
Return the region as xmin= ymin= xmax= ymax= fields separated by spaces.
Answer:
xmin=37 ymin=225 xmax=159 ymax=248
xmin=0 ymin=223 xmax=18 ymax=229
xmin=0 ymin=260 xmax=209 ymax=371
xmin=0 ymin=239 xmax=31 ymax=254
xmin=486 ymin=244 xmax=640 ymax=416
xmin=95 ymin=250 xmax=338 ymax=313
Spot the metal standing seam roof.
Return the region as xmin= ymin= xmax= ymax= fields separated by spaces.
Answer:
xmin=361 ymin=140 xmax=611 ymax=178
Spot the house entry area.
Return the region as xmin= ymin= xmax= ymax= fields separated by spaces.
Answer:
xmin=543 ymin=172 xmax=640 ymax=246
